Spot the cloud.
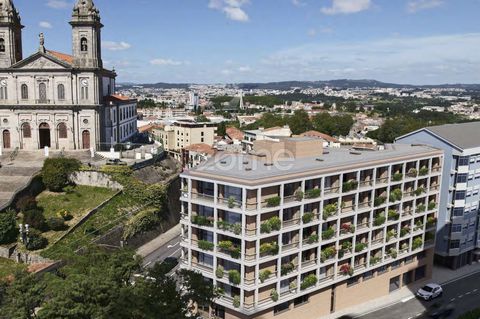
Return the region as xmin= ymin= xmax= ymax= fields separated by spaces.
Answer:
xmin=150 ymin=58 xmax=186 ymax=66
xmin=238 ymin=66 xmax=251 ymax=72
xmin=292 ymin=0 xmax=306 ymax=6
xmin=321 ymin=0 xmax=371 ymax=15
xmin=407 ymin=0 xmax=443 ymax=13
xmin=102 ymin=41 xmax=132 ymax=51
xmin=209 ymin=0 xmax=250 ymax=22
xmin=308 ymin=27 xmax=334 ymax=37
xmin=39 ymin=21 xmax=53 ymax=29
xmin=261 ymin=33 xmax=480 ymax=84
xmin=46 ymin=0 xmax=69 ymax=9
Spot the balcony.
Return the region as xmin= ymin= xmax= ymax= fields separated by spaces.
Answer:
xmin=191 ymin=192 xmax=215 ymax=204
xmin=36 ymin=99 xmax=51 ymax=104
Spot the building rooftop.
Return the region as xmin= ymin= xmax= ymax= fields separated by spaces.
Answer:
xmin=183 ymin=143 xmax=442 ymax=185
xmin=423 ymin=122 xmax=480 ymax=150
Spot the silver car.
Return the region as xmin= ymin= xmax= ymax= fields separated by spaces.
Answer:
xmin=417 ymin=283 xmax=443 ymax=301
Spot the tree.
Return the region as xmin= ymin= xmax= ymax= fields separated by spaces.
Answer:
xmin=312 ymin=113 xmax=354 ymax=136
xmin=217 ymin=121 xmax=226 ymax=137
xmin=195 ymin=115 xmax=210 ymax=123
xmin=287 ymin=110 xmax=312 ymax=135
xmin=0 ymin=271 xmax=46 ymax=319
xmin=41 ymin=158 xmax=81 ymax=192
xmin=178 ymin=269 xmax=218 ymax=313
xmin=0 ymin=209 xmax=18 ymax=245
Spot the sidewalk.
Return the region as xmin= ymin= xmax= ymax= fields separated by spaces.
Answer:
xmin=319 ymin=262 xmax=480 ymax=319
xmin=136 ymin=224 xmax=181 ymax=258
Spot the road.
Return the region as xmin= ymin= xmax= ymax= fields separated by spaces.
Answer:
xmin=356 ymin=272 xmax=480 ymax=319
xmin=142 ymin=236 xmax=181 ymax=268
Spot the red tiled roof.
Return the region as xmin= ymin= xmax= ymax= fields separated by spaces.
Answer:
xmin=184 ymin=143 xmax=216 ymax=156
xmin=110 ymin=94 xmax=134 ymax=101
xmin=46 ymin=50 xmax=74 ymax=65
xmin=301 ymin=130 xmax=339 ymax=143
xmin=226 ymin=127 xmax=244 ymax=141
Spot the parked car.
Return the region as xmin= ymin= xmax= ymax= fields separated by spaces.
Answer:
xmin=106 ymin=158 xmax=127 ymax=166
xmin=427 ymin=302 xmax=455 ymax=318
xmin=161 ymin=257 xmax=179 ymax=273
xmin=417 ymin=283 xmax=443 ymax=301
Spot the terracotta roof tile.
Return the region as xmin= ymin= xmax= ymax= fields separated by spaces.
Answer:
xmin=226 ymin=127 xmax=244 ymax=141
xmin=46 ymin=50 xmax=74 ymax=65
xmin=184 ymin=143 xmax=216 ymax=156
xmin=301 ymin=130 xmax=339 ymax=143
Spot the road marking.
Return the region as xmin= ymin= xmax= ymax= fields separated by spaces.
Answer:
xmin=450 ymin=298 xmax=455 ymax=301
xmin=144 ymin=261 xmax=152 ymax=267
xmin=415 ymin=313 xmax=423 ymax=317
xmin=168 ymin=248 xmax=181 ymax=258
xmin=167 ymin=241 xmax=180 ymax=249
xmin=458 ymin=294 xmax=463 ymax=298
xmin=466 ymin=291 xmax=471 ymax=295
xmin=473 ymin=289 xmax=478 ymax=293
xmin=402 ymin=296 xmax=415 ymax=303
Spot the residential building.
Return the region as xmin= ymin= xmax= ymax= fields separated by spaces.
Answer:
xmin=300 ymin=130 xmax=340 ymax=148
xmin=105 ymin=95 xmax=137 ymax=146
xmin=182 ymin=143 xmax=216 ymax=169
xmin=152 ymin=120 xmax=217 ymax=161
xmin=180 ymin=138 xmax=443 ymax=319
xmin=0 ymin=0 xmax=135 ymax=151
xmin=242 ymin=126 xmax=292 ymax=151
xmin=396 ymin=122 xmax=480 ymax=269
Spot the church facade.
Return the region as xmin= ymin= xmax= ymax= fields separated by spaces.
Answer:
xmin=0 ymin=0 xmax=137 ymax=151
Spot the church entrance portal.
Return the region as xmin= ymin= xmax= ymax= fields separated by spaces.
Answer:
xmin=39 ymin=123 xmax=51 ymax=148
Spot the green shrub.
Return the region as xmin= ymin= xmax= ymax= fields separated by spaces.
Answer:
xmin=23 ymin=209 xmax=48 ymax=232
xmin=374 ymin=196 xmax=387 ymax=207
xmin=57 ymin=209 xmax=73 ymax=221
xmin=374 ymin=214 xmax=386 ymax=226
xmin=392 ymin=173 xmax=403 ymax=182
xmin=266 ymin=196 xmax=281 ymax=207
xmin=122 ymin=208 xmax=161 ymax=240
xmin=305 ymin=188 xmax=321 ymax=199
xmin=400 ymin=227 xmax=410 ymax=237
xmin=389 ymin=189 xmax=403 ymax=202
xmin=191 ymin=215 xmax=213 ymax=226
xmin=233 ymin=295 xmax=240 ymax=308
xmin=270 ymin=289 xmax=279 ymax=302
xmin=260 ymin=216 xmax=281 ymax=233
xmin=228 ymin=196 xmax=236 ymax=209
xmin=412 ymin=237 xmax=423 ymax=250
xmin=307 ymin=234 xmax=319 ymax=244
xmin=0 ymin=209 xmax=18 ymax=244
xmin=228 ymin=270 xmax=241 ymax=285
xmin=342 ymin=180 xmax=358 ymax=192
xmin=216 ymin=266 xmax=224 ymax=278
xmin=417 ymin=204 xmax=426 ymax=212
xmin=47 ymin=217 xmax=67 ymax=232
xmin=322 ymin=227 xmax=335 ymax=240
xmin=15 ymin=195 xmax=38 ymax=212
xmin=355 ymin=243 xmax=366 ymax=252
xmin=295 ymin=190 xmax=304 ymax=201
xmin=419 ymin=166 xmax=429 ymax=176
xmin=302 ymin=212 xmax=314 ymax=224
xmin=260 ymin=242 xmax=278 ymax=255
xmin=198 ymin=240 xmax=214 ymax=251
xmin=407 ymin=168 xmax=418 ymax=177
xmin=300 ymin=274 xmax=318 ymax=290
xmin=428 ymin=202 xmax=436 ymax=211
xmin=26 ymin=229 xmax=48 ymax=251
xmin=389 ymin=248 xmax=398 ymax=258
xmin=388 ymin=210 xmax=400 ymax=220
xmin=259 ymin=269 xmax=272 ymax=283
xmin=281 ymin=262 xmax=295 ymax=276
xmin=458 ymin=308 xmax=480 ymax=319
xmin=260 ymin=222 xmax=272 ymax=234
xmin=370 ymin=256 xmax=381 ymax=265
xmin=218 ymin=240 xmax=233 ymax=250
xmin=323 ymin=203 xmax=337 ymax=219
xmin=414 ymin=187 xmax=425 ymax=196
xmin=41 ymin=157 xmax=81 ymax=192
xmin=321 ymin=247 xmax=336 ymax=262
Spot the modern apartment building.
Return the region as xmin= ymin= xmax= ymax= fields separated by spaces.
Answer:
xmin=152 ymin=121 xmax=217 ymax=161
xmin=397 ymin=122 xmax=480 ymax=269
xmin=180 ymin=138 xmax=443 ymax=319
xmin=242 ymin=126 xmax=292 ymax=151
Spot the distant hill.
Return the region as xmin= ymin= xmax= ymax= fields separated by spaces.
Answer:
xmin=118 ymin=80 xmax=480 ymax=91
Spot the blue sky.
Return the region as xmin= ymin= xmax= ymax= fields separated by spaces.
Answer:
xmin=13 ymin=0 xmax=480 ymax=84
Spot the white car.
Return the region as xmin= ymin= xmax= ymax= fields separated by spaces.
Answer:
xmin=417 ymin=283 xmax=443 ymax=301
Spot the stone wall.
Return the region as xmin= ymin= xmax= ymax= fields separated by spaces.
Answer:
xmin=71 ymin=171 xmax=123 ymax=190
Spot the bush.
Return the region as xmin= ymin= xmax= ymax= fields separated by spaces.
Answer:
xmin=228 ymin=270 xmax=241 ymax=285
xmin=259 ymin=270 xmax=272 ymax=283
xmin=198 ymin=240 xmax=214 ymax=251
xmin=122 ymin=208 xmax=161 ymax=240
xmin=216 ymin=266 xmax=224 ymax=279
xmin=260 ymin=216 xmax=281 ymax=234
xmin=374 ymin=196 xmax=387 ymax=207
xmin=340 ymin=264 xmax=353 ymax=276
xmin=342 ymin=180 xmax=358 ymax=192
xmin=270 ymin=289 xmax=279 ymax=302
xmin=302 ymin=212 xmax=314 ymax=224
xmin=23 ymin=209 xmax=48 ymax=232
xmin=321 ymin=247 xmax=336 ymax=262
xmin=322 ymin=227 xmax=335 ymax=240
xmin=47 ymin=217 xmax=67 ymax=232
xmin=392 ymin=173 xmax=403 ymax=182
xmin=259 ymin=242 xmax=278 ymax=255
xmin=16 ymin=196 xmax=38 ymax=212
xmin=295 ymin=190 xmax=304 ymax=201
xmin=41 ymin=158 xmax=81 ymax=192
xmin=389 ymin=189 xmax=403 ymax=202
xmin=233 ymin=295 xmax=240 ymax=308
xmin=57 ymin=209 xmax=73 ymax=221
xmin=388 ymin=210 xmax=400 ymax=220
xmin=26 ymin=229 xmax=48 ymax=251
xmin=281 ymin=262 xmax=295 ymax=276
xmin=374 ymin=214 xmax=386 ymax=226
xmin=307 ymin=234 xmax=319 ymax=244
xmin=305 ymin=188 xmax=321 ymax=199
xmin=355 ymin=243 xmax=366 ymax=252
xmin=300 ymin=274 xmax=318 ymax=290
xmin=323 ymin=203 xmax=337 ymax=219
xmin=266 ymin=196 xmax=280 ymax=207
xmin=0 ymin=209 xmax=18 ymax=244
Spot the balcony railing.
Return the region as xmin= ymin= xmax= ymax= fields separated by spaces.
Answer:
xmin=359 ymin=180 xmax=373 ymax=188
xmin=283 ymin=218 xmax=301 ymax=228
xmin=376 ymin=177 xmax=389 ymax=185
xmin=324 ymin=186 xmax=340 ymax=195
xmin=282 ymin=242 xmax=299 ymax=252
xmin=36 ymin=99 xmax=51 ymax=104
xmin=191 ymin=192 xmax=215 ymax=202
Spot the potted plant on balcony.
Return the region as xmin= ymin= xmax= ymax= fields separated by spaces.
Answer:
xmin=370 ymin=256 xmax=381 ymax=265
xmin=260 ymin=242 xmax=279 ymax=255
xmin=388 ymin=210 xmax=400 ymax=221
xmin=412 ymin=237 xmax=423 ymax=250
xmin=427 ymin=216 xmax=437 ymax=228
xmin=340 ymin=264 xmax=354 ymax=276
xmin=322 ymin=227 xmax=335 ymax=240
xmin=386 ymin=229 xmax=397 ymax=242
xmin=228 ymin=196 xmax=236 ymax=209
xmin=267 ymin=196 xmax=281 ymax=207
xmin=300 ymin=274 xmax=318 ymax=290
xmin=321 ymin=247 xmax=336 ymax=262
xmin=414 ymin=187 xmax=425 ymax=196
xmin=198 ymin=240 xmax=214 ymax=251
xmin=305 ymin=188 xmax=321 ymax=199
xmin=389 ymin=248 xmax=398 ymax=259
xmin=374 ymin=196 xmax=387 ymax=207
xmin=307 ymin=234 xmax=319 ymax=244
xmin=389 ymin=189 xmax=403 ymax=202
xmin=233 ymin=295 xmax=240 ymax=308
xmin=228 ymin=270 xmax=241 ymax=285
xmin=355 ymin=242 xmax=367 ymax=253
xmin=281 ymin=262 xmax=295 ymax=276
xmin=374 ymin=213 xmax=386 ymax=226
xmin=323 ymin=203 xmax=338 ymax=220
xmin=341 ymin=223 xmax=355 ymax=234
xmin=428 ymin=202 xmax=437 ymax=211
xmin=419 ymin=166 xmax=429 ymax=176
xmin=400 ymin=226 xmax=410 ymax=237
xmin=342 ymin=180 xmax=358 ymax=192
xmin=270 ymin=289 xmax=279 ymax=302
xmin=302 ymin=212 xmax=315 ymax=224
xmin=216 ymin=266 xmax=224 ymax=279
xmin=392 ymin=173 xmax=403 ymax=182
xmin=259 ymin=269 xmax=272 ymax=283
xmin=407 ymin=168 xmax=418 ymax=178
xmin=295 ymin=189 xmax=304 ymax=201
xmin=289 ymin=281 xmax=297 ymax=292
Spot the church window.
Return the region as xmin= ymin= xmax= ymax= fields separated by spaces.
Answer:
xmin=0 ymin=39 xmax=5 ymax=53
xmin=38 ymin=83 xmax=47 ymax=102
xmin=58 ymin=123 xmax=68 ymax=139
xmin=22 ymin=122 xmax=31 ymax=138
xmin=80 ymin=37 xmax=88 ymax=52
xmin=58 ymin=84 xmax=65 ymax=100
xmin=21 ymin=84 xmax=28 ymax=99
xmin=0 ymin=86 xmax=7 ymax=100
xmin=81 ymin=87 xmax=89 ymax=100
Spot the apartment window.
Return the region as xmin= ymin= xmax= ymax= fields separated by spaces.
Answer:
xmin=417 ymin=251 xmax=427 ymax=260
xmin=458 ymin=157 xmax=469 ymax=166
xmin=415 ymin=266 xmax=426 ymax=281
xmin=198 ymin=252 xmax=213 ymax=267
xmin=293 ymin=295 xmax=309 ymax=307
xmin=273 ymin=302 xmax=290 ymax=315
xmin=453 ymin=208 xmax=464 ymax=217
xmin=455 ymin=191 xmax=466 ymax=200
xmin=457 ymin=174 xmax=468 ymax=183
xmin=450 ymin=240 xmax=460 ymax=249
xmin=451 ymin=224 xmax=462 ymax=233
xmin=377 ymin=265 xmax=388 ymax=275
xmin=363 ymin=271 xmax=374 ymax=281
xmin=389 ymin=276 xmax=401 ymax=293
xmin=201 ymin=138 xmax=204 ymax=143
xmin=391 ymin=260 xmax=401 ymax=270
xmin=403 ymin=271 xmax=413 ymax=286
xmin=404 ymin=256 xmax=414 ymax=265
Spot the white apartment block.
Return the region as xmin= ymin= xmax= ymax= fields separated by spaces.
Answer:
xmin=180 ymin=138 xmax=443 ymax=319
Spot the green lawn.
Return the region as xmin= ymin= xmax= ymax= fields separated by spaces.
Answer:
xmin=36 ymin=185 xmax=117 ymax=244
xmin=42 ymin=192 xmax=141 ymax=259
xmin=0 ymin=257 xmax=26 ymax=279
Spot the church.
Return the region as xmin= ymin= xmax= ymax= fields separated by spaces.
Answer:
xmin=0 ymin=0 xmax=137 ymax=151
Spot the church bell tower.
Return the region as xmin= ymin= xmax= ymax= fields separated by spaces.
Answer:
xmin=70 ymin=0 xmax=103 ymax=68
xmin=0 ymin=0 xmax=23 ymax=68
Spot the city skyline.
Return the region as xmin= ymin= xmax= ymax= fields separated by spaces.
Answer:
xmin=12 ymin=0 xmax=480 ymax=84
